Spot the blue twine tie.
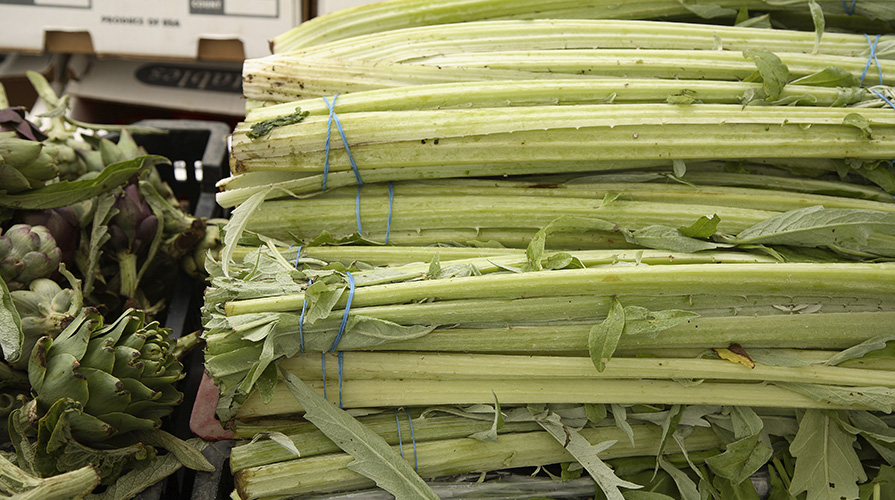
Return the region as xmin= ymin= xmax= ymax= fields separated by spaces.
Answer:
xmin=842 ymin=0 xmax=856 ymax=15
xmin=870 ymin=88 xmax=895 ymax=111
xmin=861 ymin=34 xmax=883 ymax=86
xmin=319 ymin=352 xmax=344 ymax=408
xmin=329 ymin=271 xmax=356 ymax=352
xmin=395 ymin=409 xmax=405 ymax=458
xmin=298 ymin=277 xmax=311 ymax=354
xmin=322 ymin=94 xmax=363 ymax=191
xmin=385 ymin=182 xmax=394 ymax=244
xmin=405 ymin=407 xmax=418 ymax=471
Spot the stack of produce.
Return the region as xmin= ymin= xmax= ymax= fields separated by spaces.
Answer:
xmin=205 ymin=1 xmax=895 ymax=499
xmin=0 ymin=74 xmax=214 ymax=498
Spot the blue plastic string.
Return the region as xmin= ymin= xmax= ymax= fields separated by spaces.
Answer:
xmin=299 ymin=277 xmax=311 ymax=353
xmin=322 ymin=95 xmax=364 ymax=186
xmin=385 ymin=182 xmax=394 ymax=244
xmin=870 ymin=88 xmax=895 ymax=111
xmin=322 ymin=97 xmax=336 ymax=191
xmin=862 ymin=34 xmax=883 ymax=86
xmin=329 ymin=272 xmax=356 ymax=352
xmin=842 ymin=0 xmax=856 ymax=15
xmin=394 ymin=409 xmax=405 ymax=458
xmin=321 ymin=352 xmax=327 ymax=401
xmin=405 ymin=407 xmax=418 ymax=471
xmin=355 ymin=185 xmax=364 ymax=235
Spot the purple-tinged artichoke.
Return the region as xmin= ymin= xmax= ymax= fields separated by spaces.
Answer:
xmin=0 ymin=224 xmax=62 ymax=291
xmin=108 ymin=184 xmax=158 ymax=258
xmin=19 ymin=200 xmax=92 ymax=266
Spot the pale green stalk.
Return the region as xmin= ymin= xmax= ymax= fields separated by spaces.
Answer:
xmin=223 ymin=262 xmax=895 ymax=315
xmin=279 ymin=19 xmax=892 ymax=62
xmin=235 ymin=378 xmax=858 ymax=419
xmin=234 ymin=424 xmax=722 ymax=499
xmin=242 ymin=51 xmax=895 ymax=101
xmin=229 ymin=410 xmax=541 ymax=471
xmin=244 ymin=79 xmax=873 ymax=123
xmin=239 ymin=195 xmax=777 ymax=243
xmin=271 ymin=0 xmax=894 ymax=52
xmin=239 ymin=247 xmax=778 ymax=269
xmin=279 ymin=352 xmax=895 ymax=388
xmin=218 ymin=158 xmax=892 ymax=206
xmin=232 ymin=105 xmax=895 ymax=165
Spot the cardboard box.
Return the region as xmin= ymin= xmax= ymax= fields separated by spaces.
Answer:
xmin=314 ymin=0 xmax=381 ymax=17
xmin=65 ymin=56 xmax=245 ymax=122
xmin=0 ymin=52 xmax=60 ymax=108
xmin=0 ymin=0 xmax=309 ymax=61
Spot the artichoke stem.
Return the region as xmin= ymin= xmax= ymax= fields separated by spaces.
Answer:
xmin=117 ymin=251 xmax=140 ymax=300
xmin=0 ymin=455 xmax=99 ymax=499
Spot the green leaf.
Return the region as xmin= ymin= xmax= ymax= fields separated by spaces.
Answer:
xmin=265 ymin=431 xmax=301 ymax=458
xmin=222 ymin=188 xmax=271 ymax=278
xmin=425 ymin=253 xmax=441 ymax=279
xmin=678 ymin=215 xmax=720 ymax=239
xmin=658 ymin=455 xmax=700 ymax=500
xmin=705 ymin=407 xmax=772 ymax=484
xmin=530 ymin=407 xmax=640 ymax=500
xmin=626 ymin=225 xmax=726 ymax=253
xmin=743 ymin=50 xmax=790 ymax=101
xmin=247 ymin=107 xmax=309 ymax=139
xmin=134 ymin=430 xmax=213 ymax=472
xmin=622 ymin=306 xmax=700 ymax=338
xmin=727 ymin=206 xmax=895 ymax=252
xmin=0 ymin=156 xmax=166 ymax=210
xmin=83 ymin=193 xmax=118 ymax=297
xmin=667 ymin=90 xmax=700 ymax=105
xmin=612 ymin=404 xmax=636 ymax=447
xmin=675 ymin=0 xmax=737 ymax=19
xmin=278 ymin=368 xmax=439 ymax=500
xmin=789 ymin=410 xmax=866 ymax=500
xmin=524 ymin=216 xmax=616 ymax=272
xmin=778 ymin=383 xmax=895 ymax=412
xmin=768 ymin=460 xmax=797 ymax=500
xmin=712 ymin=473 xmax=761 ymax=500
xmin=0 ymin=277 xmax=23 ymax=363
xmin=808 ymin=0 xmax=825 ymax=55
xmin=844 ymin=113 xmax=872 ymax=139
xmin=586 ymin=403 xmax=608 ymax=423
xmin=589 ymin=297 xmax=625 ymax=372
xmin=86 ymin=439 xmax=209 ymax=500
xmin=858 ymin=465 xmax=895 ymax=500
xmin=673 ymin=160 xmax=687 ymax=178
xmin=469 ymin=392 xmax=503 ymax=443
xmin=825 ymin=335 xmax=895 ymax=366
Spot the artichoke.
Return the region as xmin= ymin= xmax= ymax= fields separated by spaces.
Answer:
xmin=0 ymin=224 xmax=62 ymax=291
xmin=106 ymin=184 xmax=159 ymax=302
xmin=28 ymin=308 xmax=184 ymax=445
xmin=19 ymin=201 xmax=92 ymax=266
xmin=0 ymin=136 xmax=58 ymax=194
xmin=10 ymin=277 xmax=80 ymax=370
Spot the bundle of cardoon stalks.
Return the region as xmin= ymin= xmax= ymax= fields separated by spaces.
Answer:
xmin=205 ymin=1 xmax=895 ymax=499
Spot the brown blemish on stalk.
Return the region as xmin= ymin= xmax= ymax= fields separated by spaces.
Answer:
xmin=602 ymin=275 xmax=622 ymax=282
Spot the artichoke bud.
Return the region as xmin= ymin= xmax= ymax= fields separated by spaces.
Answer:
xmin=0 ymin=136 xmax=42 ymax=165
xmin=0 ymin=224 xmax=63 ymax=290
xmin=20 ymin=205 xmax=86 ymax=265
xmin=116 ymin=129 xmax=145 ymax=160
xmin=28 ymin=309 xmax=184 ymax=443
xmin=99 ymin=138 xmax=126 ymax=166
xmin=11 ymin=278 xmax=76 ymax=370
xmin=108 ymin=184 xmax=159 ymax=256
xmin=53 ymin=142 xmax=87 ymax=180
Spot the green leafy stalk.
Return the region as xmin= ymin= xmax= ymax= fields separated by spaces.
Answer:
xmin=277 ymin=367 xmax=439 ymax=500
